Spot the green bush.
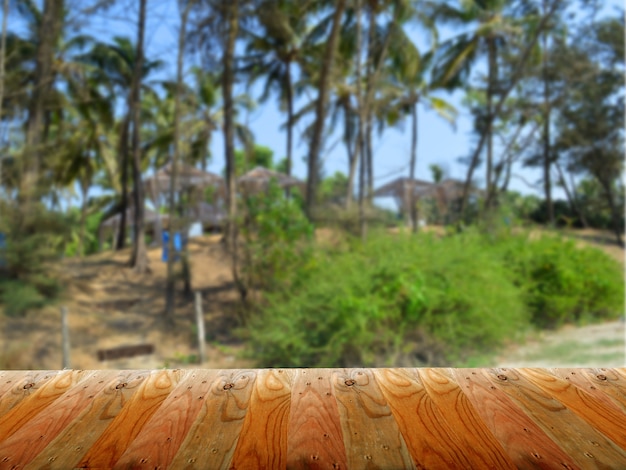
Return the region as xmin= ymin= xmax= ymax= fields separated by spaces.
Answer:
xmin=248 ymin=230 xmax=529 ymax=367
xmin=0 ymin=280 xmax=46 ymax=317
xmin=496 ymin=232 xmax=624 ymax=328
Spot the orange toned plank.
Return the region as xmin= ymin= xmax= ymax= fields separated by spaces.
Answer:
xmin=168 ymin=369 xmax=257 ymax=469
xmin=114 ymin=369 xmax=220 ymax=469
xmin=0 ymin=370 xmax=87 ymax=443
xmin=332 ymin=368 xmax=415 ymax=470
xmin=76 ymin=369 xmax=185 ymax=469
xmin=417 ymin=368 xmax=516 ymax=469
xmin=230 ymin=369 xmax=292 ymax=470
xmin=550 ymin=368 xmax=626 ymax=415
xmin=481 ymin=368 xmax=626 ymax=468
xmin=374 ymin=367 xmax=514 ymax=469
xmin=0 ymin=371 xmax=32 ymax=398
xmin=25 ymin=370 xmax=149 ymax=470
xmin=0 ymin=370 xmax=118 ymax=468
xmin=0 ymin=370 xmax=59 ymax=417
xmin=286 ymin=369 xmax=348 ymax=470
xmin=518 ymin=368 xmax=626 ymax=450
xmin=452 ymin=368 xmax=580 ymax=470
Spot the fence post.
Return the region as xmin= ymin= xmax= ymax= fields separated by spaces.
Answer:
xmin=61 ymin=306 xmax=71 ymax=369
xmin=194 ymin=292 xmax=206 ymax=364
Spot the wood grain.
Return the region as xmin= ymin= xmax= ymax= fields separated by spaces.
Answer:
xmin=168 ymin=369 xmax=257 ymax=470
xmin=114 ymin=369 xmax=219 ymax=469
xmin=0 ymin=371 xmax=33 ymax=399
xmin=451 ymin=368 xmax=580 ymax=470
xmin=0 ymin=370 xmax=59 ymax=417
xmin=76 ymin=369 xmax=185 ymax=469
xmin=286 ymin=368 xmax=348 ymax=470
xmin=229 ymin=369 xmax=293 ymax=470
xmin=374 ymin=367 xmax=485 ymax=469
xmin=0 ymin=370 xmax=87 ymax=443
xmin=481 ymin=368 xmax=626 ymax=469
xmin=25 ymin=370 xmax=149 ymax=470
xmin=0 ymin=370 xmax=117 ymax=468
xmin=517 ymin=368 xmax=626 ymax=450
xmin=332 ymin=368 xmax=415 ymax=470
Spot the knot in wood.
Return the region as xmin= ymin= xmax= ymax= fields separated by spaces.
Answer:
xmin=115 ymin=382 xmax=127 ymax=389
xmin=596 ymin=374 xmax=607 ymax=381
xmin=223 ymin=383 xmax=234 ymax=390
xmin=344 ymin=379 xmax=356 ymax=386
xmin=23 ymin=383 xmax=34 ymax=390
xmin=497 ymin=374 xmax=507 ymax=381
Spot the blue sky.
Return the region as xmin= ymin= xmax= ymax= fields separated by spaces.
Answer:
xmin=6 ymin=0 xmax=624 ymax=208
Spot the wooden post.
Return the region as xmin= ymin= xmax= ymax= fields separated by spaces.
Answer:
xmin=194 ymin=291 xmax=206 ymax=364
xmin=61 ymin=306 xmax=70 ymax=369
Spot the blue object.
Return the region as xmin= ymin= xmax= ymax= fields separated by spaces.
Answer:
xmin=161 ymin=231 xmax=188 ymax=262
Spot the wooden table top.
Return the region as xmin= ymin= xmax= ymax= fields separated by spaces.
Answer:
xmin=0 ymin=367 xmax=624 ymax=469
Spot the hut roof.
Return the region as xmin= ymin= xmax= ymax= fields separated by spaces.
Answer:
xmin=238 ymin=166 xmax=303 ymax=192
xmin=373 ymin=177 xmax=433 ymax=198
xmin=1 ymin=367 xmax=624 ymax=468
xmin=144 ymin=162 xmax=224 ymax=199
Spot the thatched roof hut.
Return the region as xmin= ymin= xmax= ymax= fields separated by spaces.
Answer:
xmin=238 ymin=166 xmax=304 ymax=194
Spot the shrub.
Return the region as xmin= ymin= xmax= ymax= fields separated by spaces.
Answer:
xmin=247 ymin=230 xmax=529 ymax=367
xmin=496 ymin=232 xmax=624 ymax=328
xmin=0 ymin=280 xmax=46 ymax=317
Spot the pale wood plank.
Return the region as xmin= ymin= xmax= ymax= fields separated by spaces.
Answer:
xmin=0 ymin=370 xmax=59 ymax=417
xmin=550 ymin=368 xmax=626 ymax=416
xmin=229 ymin=369 xmax=292 ymax=470
xmin=286 ymin=368 xmax=348 ymax=470
xmin=452 ymin=368 xmax=580 ymax=470
xmin=168 ymin=369 xmax=257 ymax=470
xmin=0 ymin=370 xmax=118 ymax=468
xmin=114 ymin=369 xmax=220 ymax=469
xmin=0 ymin=370 xmax=87 ymax=443
xmin=517 ymin=368 xmax=626 ymax=450
xmin=332 ymin=368 xmax=415 ymax=470
xmin=482 ymin=368 xmax=626 ymax=468
xmin=25 ymin=370 xmax=149 ymax=470
xmin=75 ymin=369 xmax=185 ymax=469
xmin=416 ymin=368 xmax=517 ymax=470
xmin=0 ymin=371 xmax=32 ymax=398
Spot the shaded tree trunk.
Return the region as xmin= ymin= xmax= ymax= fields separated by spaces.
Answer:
xmin=166 ymin=0 xmax=195 ymax=320
xmin=344 ymin=97 xmax=357 ymax=209
xmin=0 ymin=0 xmax=8 ymax=190
xmin=116 ymin=114 xmax=130 ymax=250
xmin=555 ymin=161 xmax=588 ymax=228
xmin=409 ymin=96 xmax=419 ymax=233
xmin=354 ymin=0 xmax=366 ymax=240
xmin=599 ymin=178 xmax=623 ymax=247
xmin=484 ymin=36 xmax=496 ymax=212
xmin=542 ymin=15 xmax=554 ymax=226
xmin=305 ymin=0 xmax=346 ymax=218
xmin=22 ymin=0 xmax=63 ymax=202
xmin=78 ymin=179 xmax=89 ymax=258
xmin=129 ymin=0 xmax=148 ymax=273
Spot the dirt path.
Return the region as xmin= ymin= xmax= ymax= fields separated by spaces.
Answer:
xmin=496 ymin=320 xmax=625 ymax=368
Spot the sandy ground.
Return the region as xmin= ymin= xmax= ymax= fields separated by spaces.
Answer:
xmin=0 ymin=227 xmax=623 ymax=370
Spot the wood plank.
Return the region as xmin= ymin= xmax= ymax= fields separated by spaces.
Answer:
xmin=168 ymin=369 xmax=257 ymax=470
xmin=517 ymin=368 xmax=626 ymax=450
xmin=0 ymin=370 xmax=87 ymax=443
xmin=114 ymin=369 xmax=219 ymax=469
xmin=374 ymin=367 xmax=487 ymax=469
xmin=0 ymin=370 xmax=118 ymax=468
xmin=332 ymin=368 xmax=415 ymax=470
xmin=286 ymin=368 xmax=348 ymax=470
xmin=481 ymin=368 xmax=626 ymax=468
xmin=229 ymin=369 xmax=292 ymax=470
xmin=0 ymin=371 xmax=59 ymax=417
xmin=25 ymin=370 xmax=149 ymax=470
xmin=550 ymin=368 xmax=626 ymax=416
xmin=76 ymin=369 xmax=185 ymax=469
xmin=416 ymin=368 xmax=517 ymax=470
xmin=0 ymin=371 xmax=32 ymax=399
xmin=451 ymin=368 xmax=580 ymax=470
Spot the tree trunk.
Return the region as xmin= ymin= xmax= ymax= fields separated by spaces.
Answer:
xmin=116 ymin=114 xmax=130 ymax=250
xmin=129 ymin=0 xmax=148 ymax=273
xmin=484 ymin=36 xmax=496 ymax=212
xmin=542 ymin=14 xmax=554 ymax=226
xmin=459 ymin=0 xmax=559 ymax=219
xmin=344 ymin=98 xmax=357 ymax=209
xmin=0 ymin=0 xmax=8 ymax=191
xmin=409 ymin=97 xmax=419 ymax=233
xmin=223 ymin=0 xmax=247 ymax=303
xmin=166 ymin=0 xmax=194 ymax=320
xmin=305 ymin=0 xmax=346 ymax=219
xmin=555 ymin=161 xmax=588 ymax=228
xmin=22 ymin=0 xmax=63 ymax=203
xmin=285 ymin=58 xmax=294 ymax=198
xmin=599 ymin=178 xmax=624 ymax=247
xmin=353 ymin=0 xmax=366 ymax=239
xmin=78 ymin=179 xmax=88 ymax=258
